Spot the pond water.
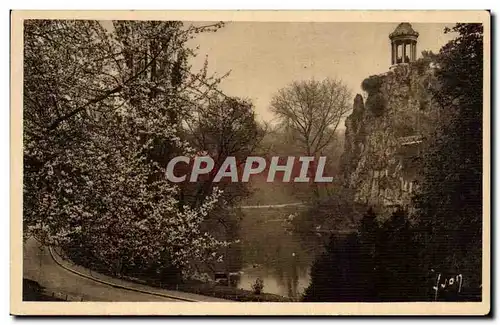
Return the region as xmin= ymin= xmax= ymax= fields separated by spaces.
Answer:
xmin=232 ymin=209 xmax=323 ymax=298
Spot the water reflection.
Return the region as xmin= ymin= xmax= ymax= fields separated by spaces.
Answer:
xmin=232 ymin=209 xmax=321 ymax=298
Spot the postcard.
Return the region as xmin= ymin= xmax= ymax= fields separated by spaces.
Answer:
xmin=10 ymin=10 xmax=490 ymax=316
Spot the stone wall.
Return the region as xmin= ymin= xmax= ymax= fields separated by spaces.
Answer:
xmin=341 ymin=62 xmax=442 ymax=213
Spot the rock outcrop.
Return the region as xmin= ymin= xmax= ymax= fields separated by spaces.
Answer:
xmin=341 ymin=61 xmax=443 ymax=213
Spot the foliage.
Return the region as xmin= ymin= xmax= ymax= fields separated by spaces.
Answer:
xmin=361 ymin=75 xmax=384 ymax=93
xmin=23 ymin=20 xmax=236 ymax=280
xmin=413 ymin=23 xmax=483 ymax=288
xmin=184 ymin=96 xmax=266 ymax=208
xmin=181 ymin=96 xmax=266 ymax=274
xmin=361 ymin=75 xmax=386 ymax=116
xmin=412 ymin=50 xmax=438 ymax=75
xmin=291 ymin=184 xmax=364 ymax=236
xmin=304 ymin=202 xmax=483 ymax=302
xmin=23 ymin=278 xmax=65 ymax=301
xmin=302 ymin=231 xmax=365 ymax=302
xmin=364 ymin=92 xmax=386 ymax=116
xmin=251 ymin=277 xmax=264 ymax=295
xmin=303 ymin=208 xmax=428 ymax=302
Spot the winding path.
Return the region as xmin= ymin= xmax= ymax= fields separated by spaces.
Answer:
xmin=22 ymin=203 xmax=306 ymax=301
xmin=23 ymin=237 xmax=227 ymax=302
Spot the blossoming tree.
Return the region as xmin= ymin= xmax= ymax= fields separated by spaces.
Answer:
xmin=23 ymin=19 xmax=233 ymax=279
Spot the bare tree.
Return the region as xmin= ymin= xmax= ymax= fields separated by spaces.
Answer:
xmin=270 ymin=78 xmax=351 ymax=157
xmin=270 ymin=79 xmax=351 ymax=198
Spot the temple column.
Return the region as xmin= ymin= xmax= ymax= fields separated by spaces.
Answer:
xmin=402 ymin=41 xmax=407 ymax=63
xmin=392 ymin=43 xmax=396 ymax=64
xmin=391 ymin=43 xmax=394 ymax=64
xmin=392 ymin=42 xmax=396 ymax=64
xmin=397 ymin=42 xmax=401 ymax=63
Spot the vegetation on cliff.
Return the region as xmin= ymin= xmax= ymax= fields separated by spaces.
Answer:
xmin=341 ymin=42 xmax=447 ymax=208
xmin=305 ymin=23 xmax=484 ymax=301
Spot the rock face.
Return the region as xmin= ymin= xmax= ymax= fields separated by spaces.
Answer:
xmin=341 ymin=62 xmax=442 ymax=213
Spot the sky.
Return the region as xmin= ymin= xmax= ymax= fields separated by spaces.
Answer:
xmin=187 ymin=22 xmax=456 ymax=125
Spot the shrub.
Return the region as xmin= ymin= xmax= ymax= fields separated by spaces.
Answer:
xmin=303 ymin=208 xmax=426 ymax=302
xmin=361 ymin=75 xmax=384 ymax=94
xmin=291 ymin=186 xmax=364 ymax=238
xmin=252 ymin=278 xmax=264 ymax=295
xmin=365 ymin=93 xmax=386 ymax=116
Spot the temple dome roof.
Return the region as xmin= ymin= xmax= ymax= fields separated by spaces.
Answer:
xmin=389 ymin=23 xmax=419 ymax=39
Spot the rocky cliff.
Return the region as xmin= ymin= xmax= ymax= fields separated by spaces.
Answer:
xmin=341 ymin=61 xmax=443 ymax=212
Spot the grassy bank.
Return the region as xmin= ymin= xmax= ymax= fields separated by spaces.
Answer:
xmin=120 ymin=274 xmax=296 ymax=302
xmin=174 ymin=282 xmax=297 ymax=302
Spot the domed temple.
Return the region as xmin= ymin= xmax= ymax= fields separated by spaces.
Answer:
xmin=390 ymin=22 xmax=419 ymax=65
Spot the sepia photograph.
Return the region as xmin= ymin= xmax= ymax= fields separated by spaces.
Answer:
xmin=10 ymin=10 xmax=490 ymax=315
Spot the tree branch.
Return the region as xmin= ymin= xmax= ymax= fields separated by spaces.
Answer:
xmin=46 ymin=46 xmax=165 ymax=132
